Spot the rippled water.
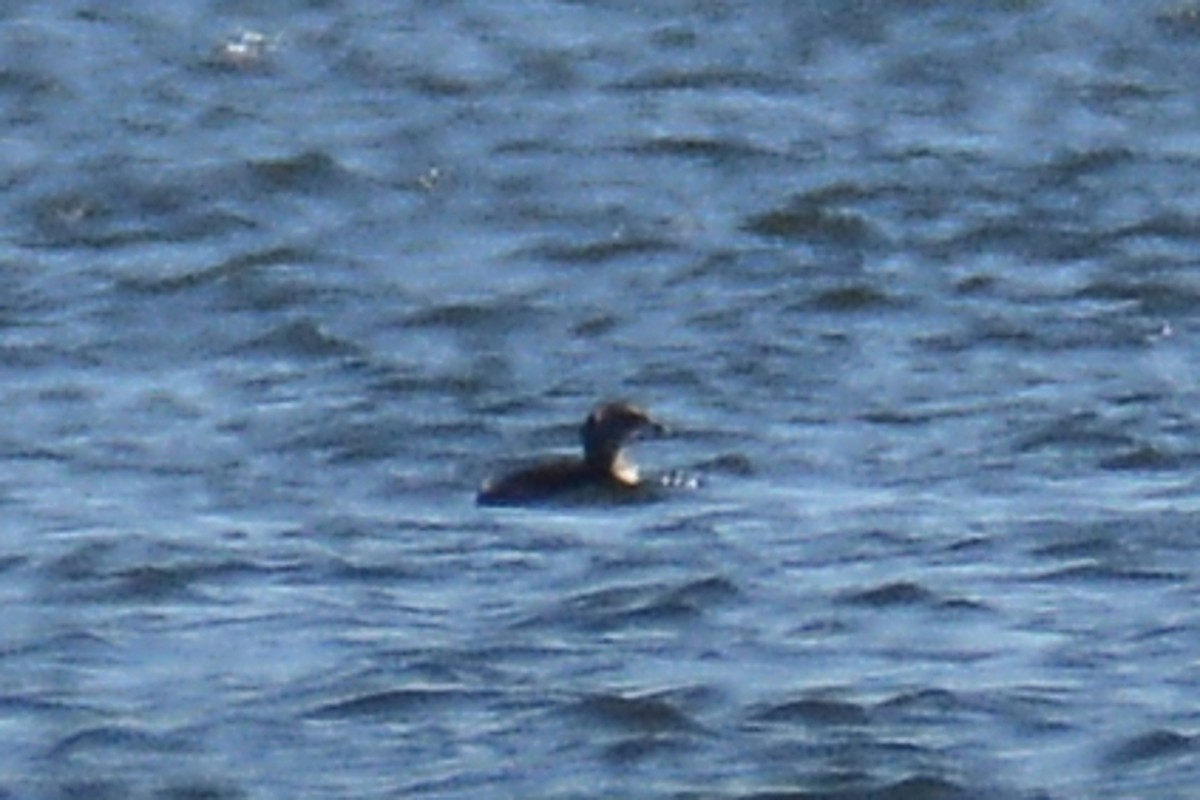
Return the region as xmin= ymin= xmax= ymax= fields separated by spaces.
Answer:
xmin=3 ymin=1 xmax=1200 ymax=798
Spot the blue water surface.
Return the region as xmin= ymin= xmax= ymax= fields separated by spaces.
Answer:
xmin=2 ymin=1 xmax=1199 ymax=798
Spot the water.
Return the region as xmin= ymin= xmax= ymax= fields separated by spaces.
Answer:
xmin=3 ymin=1 xmax=1199 ymax=797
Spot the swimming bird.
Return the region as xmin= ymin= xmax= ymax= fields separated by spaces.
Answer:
xmin=477 ymin=401 xmax=666 ymax=506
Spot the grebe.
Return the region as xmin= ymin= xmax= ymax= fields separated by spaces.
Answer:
xmin=477 ymin=401 xmax=665 ymax=506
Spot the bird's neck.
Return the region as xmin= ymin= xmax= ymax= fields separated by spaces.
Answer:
xmin=585 ymin=447 xmax=639 ymax=485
